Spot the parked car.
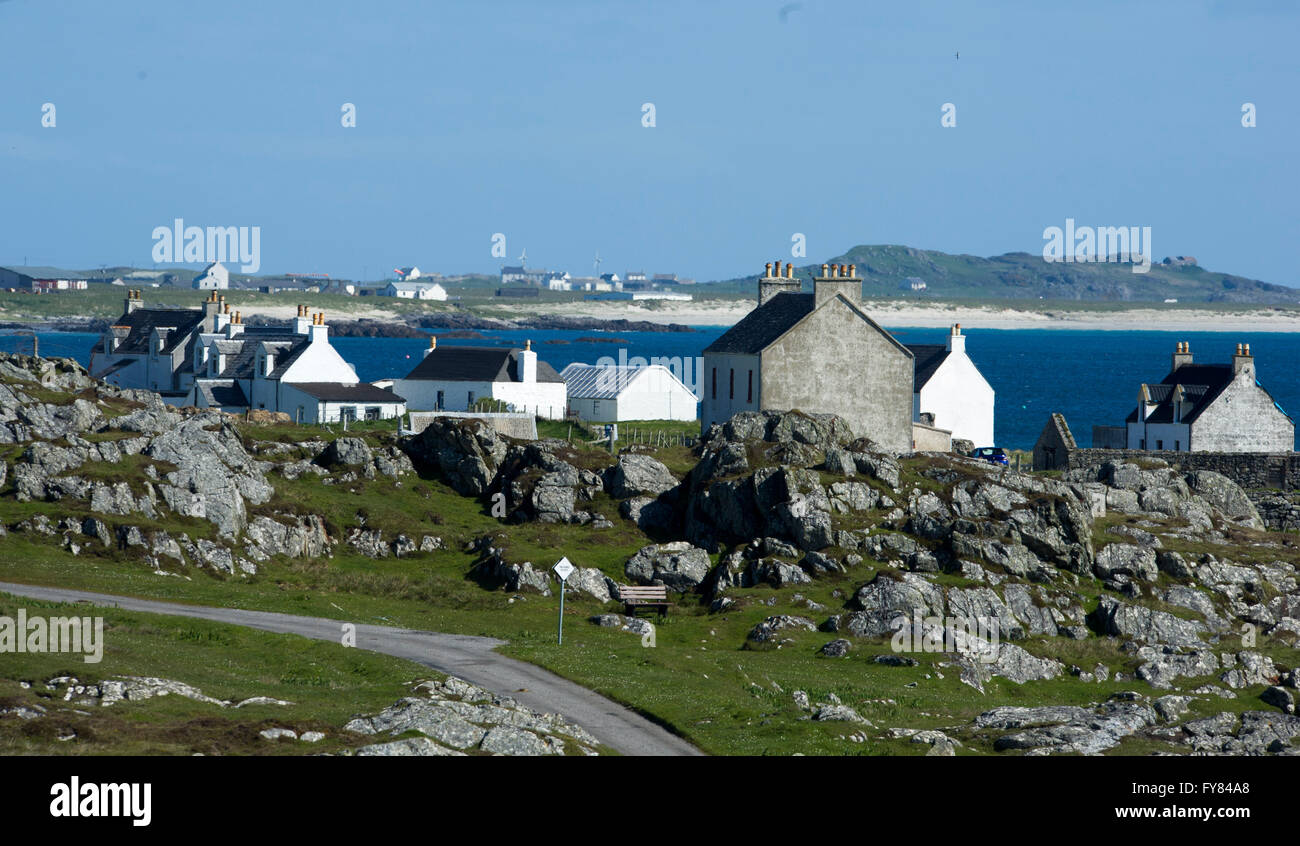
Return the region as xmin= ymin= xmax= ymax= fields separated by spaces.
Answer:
xmin=971 ymin=446 xmax=1009 ymax=466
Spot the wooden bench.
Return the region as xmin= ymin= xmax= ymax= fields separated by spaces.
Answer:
xmin=619 ymin=585 xmax=669 ymax=617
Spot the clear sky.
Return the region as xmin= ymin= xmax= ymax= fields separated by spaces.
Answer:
xmin=1 ymin=0 xmax=1296 ymax=285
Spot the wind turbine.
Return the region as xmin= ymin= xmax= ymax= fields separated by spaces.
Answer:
xmin=518 ymin=248 xmax=527 ymax=268
xmin=593 ymin=251 xmax=602 ymax=275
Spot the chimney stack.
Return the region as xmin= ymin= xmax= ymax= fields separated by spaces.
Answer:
xmin=1171 ymin=340 xmax=1193 ymax=372
xmin=813 ymin=262 xmax=861 ymax=308
xmin=946 ymin=323 xmax=966 ymax=355
xmin=1232 ymin=341 xmax=1254 ymax=377
xmin=423 ymin=335 xmax=437 ymax=357
xmin=124 ymin=288 xmax=140 ymax=315
xmin=519 ymin=339 xmax=537 ymax=383
xmin=308 ymin=312 xmax=328 ymax=343
xmin=758 ymin=260 xmax=802 ymax=305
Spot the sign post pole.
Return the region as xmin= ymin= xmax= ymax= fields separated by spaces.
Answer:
xmin=553 ymin=557 xmax=574 ymax=645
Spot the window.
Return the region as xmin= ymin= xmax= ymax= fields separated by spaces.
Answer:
xmin=592 ymin=400 xmax=601 ymax=418
xmin=365 ymin=406 xmax=380 ymax=421
xmin=747 ymin=370 xmax=753 ymax=403
xmin=711 ymin=367 xmax=716 ymax=399
xmin=729 ymin=369 xmax=734 ymax=400
xmin=341 ymin=407 xmax=357 ymax=423
xmin=436 ymin=390 xmax=445 ymax=410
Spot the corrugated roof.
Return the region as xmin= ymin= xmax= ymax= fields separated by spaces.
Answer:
xmin=560 ymin=363 xmax=692 ymax=400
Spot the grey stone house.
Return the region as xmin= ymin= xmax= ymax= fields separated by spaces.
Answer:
xmin=1122 ymin=341 xmax=1293 ymax=453
xmin=701 ymin=261 xmax=913 ymax=452
xmin=1033 ymin=413 xmax=1077 ymax=471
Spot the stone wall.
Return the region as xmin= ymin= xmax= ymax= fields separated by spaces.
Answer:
xmin=1248 ymin=491 xmax=1300 ymax=532
xmin=407 ymin=411 xmax=538 ymax=440
xmin=1066 ymin=448 xmax=1300 ymax=491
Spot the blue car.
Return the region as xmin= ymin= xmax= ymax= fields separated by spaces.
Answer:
xmin=971 ymin=447 xmax=1009 ymax=466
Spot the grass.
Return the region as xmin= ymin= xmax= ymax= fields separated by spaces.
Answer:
xmin=0 ymin=595 xmax=434 ymax=756
xmin=1 ymin=408 xmax=1298 ymax=755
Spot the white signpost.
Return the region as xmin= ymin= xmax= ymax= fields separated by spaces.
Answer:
xmin=553 ymin=557 xmax=574 ymax=645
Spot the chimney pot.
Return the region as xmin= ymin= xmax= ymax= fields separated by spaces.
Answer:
xmin=764 ymin=262 xmax=772 ymax=278
xmin=821 ymin=263 xmax=829 ymax=277
xmin=429 ymin=335 xmax=436 ymax=349
xmin=786 ymin=263 xmax=793 ymax=279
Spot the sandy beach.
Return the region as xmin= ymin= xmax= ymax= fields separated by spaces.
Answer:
xmin=523 ymin=298 xmax=1300 ymax=332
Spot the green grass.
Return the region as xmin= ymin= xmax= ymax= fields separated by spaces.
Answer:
xmin=0 ymin=595 xmax=435 ymax=756
xmin=2 ymin=414 xmax=1298 ymax=755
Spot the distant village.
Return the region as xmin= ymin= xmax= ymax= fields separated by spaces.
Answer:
xmin=1 ymin=258 xmax=1294 ymax=463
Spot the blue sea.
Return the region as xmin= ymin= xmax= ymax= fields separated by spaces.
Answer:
xmin=4 ymin=327 xmax=1297 ymax=450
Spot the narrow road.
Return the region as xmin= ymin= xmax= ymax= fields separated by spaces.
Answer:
xmin=0 ymin=581 xmax=702 ymax=757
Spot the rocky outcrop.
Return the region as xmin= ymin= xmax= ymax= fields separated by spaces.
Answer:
xmin=342 ymin=677 xmax=600 ymax=756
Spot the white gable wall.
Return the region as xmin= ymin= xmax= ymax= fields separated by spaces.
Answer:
xmin=916 ymin=352 xmax=995 ymax=447
xmin=492 ymin=381 xmax=567 ymax=419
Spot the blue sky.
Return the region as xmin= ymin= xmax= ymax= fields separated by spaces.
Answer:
xmin=1 ymin=0 xmax=1296 ymax=284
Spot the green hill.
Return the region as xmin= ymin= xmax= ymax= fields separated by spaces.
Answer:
xmin=706 ymin=245 xmax=1300 ymax=305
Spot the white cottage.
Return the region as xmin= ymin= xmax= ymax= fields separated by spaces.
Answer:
xmin=382 ymin=280 xmax=447 ymax=300
xmin=392 ymin=338 xmax=567 ymax=418
xmin=905 ymin=324 xmax=995 ymax=448
xmin=561 ymin=363 xmax=698 ymax=422
xmin=185 ymin=305 xmax=406 ymax=423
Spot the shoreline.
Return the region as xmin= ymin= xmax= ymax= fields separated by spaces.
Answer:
xmin=519 ymin=299 xmax=1300 ymax=332
xmin=9 ymin=299 xmax=1300 ymax=336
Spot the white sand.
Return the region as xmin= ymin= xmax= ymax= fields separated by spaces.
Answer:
xmin=520 ymin=299 xmax=1300 ymax=332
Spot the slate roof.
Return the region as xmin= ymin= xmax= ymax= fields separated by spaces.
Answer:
xmin=288 ymin=382 xmax=406 ymax=403
xmin=401 ymin=347 xmax=563 ymax=383
xmin=196 ymin=380 xmax=249 ymax=408
xmin=905 ymin=344 xmax=950 ymax=391
xmin=560 ymin=363 xmax=692 ymax=400
xmin=703 ymin=292 xmax=815 ymax=354
xmin=1125 ymin=363 xmax=1238 ymax=424
xmin=111 ymin=308 xmax=205 ymax=355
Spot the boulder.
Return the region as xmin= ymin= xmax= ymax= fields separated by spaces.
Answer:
xmin=318 ymin=437 xmax=373 ymax=468
xmin=625 ymin=542 xmax=711 ymax=592
xmin=605 ymin=454 xmax=678 ymax=499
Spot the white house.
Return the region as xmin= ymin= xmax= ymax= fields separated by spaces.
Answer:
xmin=192 ymin=262 xmax=230 ymax=290
xmin=561 ymin=363 xmax=698 ymax=422
xmin=392 ymin=338 xmax=567 ymax=419
xmin=905 ymin=324 xmax=995 ymax=448
xmin=184 ymin=304 xmax=406 ymax=423
xmin=1121 ymin=341 xmax=1293 ymax=452
xmin=394 ymin=266 xmax=422 ymax=280
xmin=382 ymin=281 xmax=448 ymax=300
xmin=91 ymin=289 xmax=218 ymax=400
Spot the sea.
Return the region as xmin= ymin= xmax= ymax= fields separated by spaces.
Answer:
xmin=3 ymin=326 xmax=1296 ymax=450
